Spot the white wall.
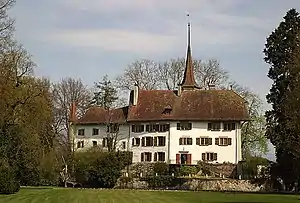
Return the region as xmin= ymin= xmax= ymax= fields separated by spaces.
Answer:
xmin=72 ymin=121 xmax=242 ymax=164
xmin=128 ymin=122 xmax=169 ymax=163
xmin=168 ymin=121 xmax=242 ymax=164
xmin=73 ymin=124 xmax=129 ymax=151
xmin=129 ymin=121 xmax=241 ymax=164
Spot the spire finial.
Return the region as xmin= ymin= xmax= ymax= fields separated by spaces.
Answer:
xmin=187 ymin=13 xmax=191 ymax=47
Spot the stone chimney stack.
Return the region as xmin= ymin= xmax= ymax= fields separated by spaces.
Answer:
xmin=208 ymin=84 xmax=216 ymax=90
xmin=69 ymin=102 xmax=77 ymax=122
xmin=68 ymin=101 xmax=76 ymax=152
xmin=133 ymin=83 xmax=139 ymax=106
xmin=178 ymin=85 xmax=182 ymax=96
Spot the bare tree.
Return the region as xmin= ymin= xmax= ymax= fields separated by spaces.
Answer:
xmin=117 ymin=58 xmax=229 ymax=91
xmin=158 ymin=58 xmax=185 ymax=90
xmin=231 ymin=82 xmax=268 ymax=157
xmin=52 ymin=78 xmax=92 ymax=144
xmin=195 ymin=59 xmax=229 ymax=89
xmin=0 ymin=0 xmax=15 ymax=42
xmin=115 ymin=59 xmax=161 ymax=90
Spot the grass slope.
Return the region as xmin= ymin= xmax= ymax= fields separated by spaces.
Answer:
xmin=0 ymin=188 xmax=300 ymax=203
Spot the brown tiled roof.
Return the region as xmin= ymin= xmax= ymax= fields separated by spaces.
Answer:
xmin=76 ymin=106 xmax=128 ymax=124
xmin=75 ymin=89 xmax=249 ymax=124
xmin=127 ymin=89 xmax=249 ymax=122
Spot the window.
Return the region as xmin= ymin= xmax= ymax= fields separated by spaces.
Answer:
xmin=92 ymin=141 xmax=97 ymax=147
xmin=77 ymin=141 xmax=84 ymax=148
xmin=102 ymin=138 xmax=108 ymax=147
xmin=78 ymin=129 xmax=85 ymax=136
xmin=196 ymin=137 xmax=212 ymax=146
xmin=215 ymin=137 xmax=232 ymax=146
xmin=142 ymin=137 xmax=154 ymax=147
xmin=107 ymin=123 xmax=119 ymax=133
xmin=223 ymin=122 xmax=236 ymax=131
xmin=154 ymin=136 xmax=166 ymax=147
xmin=122 ymin=141 xmax=126 ymax=149
xmin=141 ymin=152 xmax=152 ymax=162
xmin=207 ymin=122 xmax=221 ymax=131
xmin=146 ymin=124 xmax=170 ymax=132
xmin=202 ymin=152 xmax=217 ymax=161
xmin=179 ymin=137 xmax=193 ymax=145
xmin=92 ymin=128 xmax=99 ymax=135
xmin=177 ymin=122 xmax=192 ymax=130
xmin=132 ymin=125 xmax=144 ymax=133
xmin=154 ymin=152 xmax=165 ymax=162
xmin=132 ymin=138 xmax=140 ymax=147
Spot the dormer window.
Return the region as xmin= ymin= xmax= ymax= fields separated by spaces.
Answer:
xmin=162 ymin=105 xmax=172 ymax=115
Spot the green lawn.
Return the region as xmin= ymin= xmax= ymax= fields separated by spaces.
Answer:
xmin=0 ymin=187 xmax=299 ymax=203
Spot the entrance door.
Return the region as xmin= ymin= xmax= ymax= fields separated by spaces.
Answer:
xmin=181 ymin=154 xmax=188 ymax=164
xmin=176 ymin=153 xmax=191 ymax=165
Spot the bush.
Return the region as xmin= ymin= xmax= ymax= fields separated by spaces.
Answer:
xmin=179 ymin=165 xmax=199 ymax=176
xmin=239 ymin=156 xmax=270 ymax=179
xmin=0 ymin=162 xmax=20 ymax=194
xmin=74 ymin=150 xmax=132 ymax=188
xmin=197 ymin=161 xmax=212 ymax=176
xmin=153 ymin=162 xmax=169 ymax=175
xmin=142 ymin=175 xmax=175 ymax=188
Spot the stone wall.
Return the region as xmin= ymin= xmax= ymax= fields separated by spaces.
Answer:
xmin=122 ymin=163 xmax=155 ymax=178
xmin=114 ymin=178 xmax=265 ymax=192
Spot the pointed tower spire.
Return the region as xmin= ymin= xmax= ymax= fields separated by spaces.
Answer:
xmin=181 ymin=13 xmax=198 ymax=90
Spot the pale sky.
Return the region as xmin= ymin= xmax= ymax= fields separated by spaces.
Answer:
xmin=10 ymin=0 xmax=300 ymax=161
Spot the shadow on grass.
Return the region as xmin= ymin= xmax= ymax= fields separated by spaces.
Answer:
xmin=21 ymin=187 xmax=54 ymax=190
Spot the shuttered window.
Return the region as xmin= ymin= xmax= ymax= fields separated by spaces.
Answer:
xmin=132 ymin=125 xmax=144 ymax=133
xmin=207 ymin=122 xmax=221 ymax=131
xmin=215 ymin=137 xmax=232 ymax=146
xmin=202 ymin=152 xmax=217 ymax=161
xmin=146 ymin=124 xmax=169 ymax=132
xmin=154 ymin=152 xmax=165 ymax=162
xmin=197 ymin=137 xmax=212 ymax=146
xmin=177 ymin=122 xmax=192 ymax=130
xmin=179 ymin=138 xmax=193 ymax=145
xmin=132 ymin=138 xmax=140 ymax=147
xmin=77 ymin=141 xmax=84 ymax=148
xmin=141 ymin=137 xmax=153 ymax=147
xmin=141 ymin=152 xmax=152 ymax=162
xmin=223 ymin=122 xmax=236 ymax=131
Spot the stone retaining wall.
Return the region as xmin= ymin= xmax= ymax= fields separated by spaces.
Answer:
xmin=115 ymin=178 xmax=265 ymax=192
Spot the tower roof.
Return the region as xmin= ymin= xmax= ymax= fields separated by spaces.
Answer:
xmin=181 ymin=18 xmax=198 ymax=90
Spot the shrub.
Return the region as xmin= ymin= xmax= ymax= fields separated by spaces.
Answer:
xmin=74 ymin=150 xmax=132 ymax=188
xmin=153 ymin=162 xmax=169 ymax=175
xmin=239 ymin=156 xmax=270 ymax=179
xmin=142 ymin=175 xmax=175 ymax=188
xmin=179 ymin=165 xmax=199 ymax=176
xmin=197 ymin=161 xmax=212 ymax=176
xmin=0 ymin=161 xmax=20 ymax=194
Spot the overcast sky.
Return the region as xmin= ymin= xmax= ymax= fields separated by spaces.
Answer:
xmin=9 ymin=0 xmax=300 ymax=161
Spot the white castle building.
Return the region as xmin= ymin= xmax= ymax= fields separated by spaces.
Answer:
xmin=68 ymin=22 xmax=249 ymax=165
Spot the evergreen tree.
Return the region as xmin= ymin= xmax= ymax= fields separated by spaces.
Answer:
xmin=91 ymin=75 xmax=118 ymax=109
xmin=91 ymin=75 xmax=120 ymax=151
xmin=263 ymin=8 xmax=300 ymax=189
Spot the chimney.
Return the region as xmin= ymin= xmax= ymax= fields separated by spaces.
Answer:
xmin=178 ymin=85 xmax=182 ymax=96
xmin=69 ymin=102 xmax=77 ymax=122
xmin=133 ymin=84 xmax=139 ymax=105
xmin=208 ymin=84 xmax=216 ymax=90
